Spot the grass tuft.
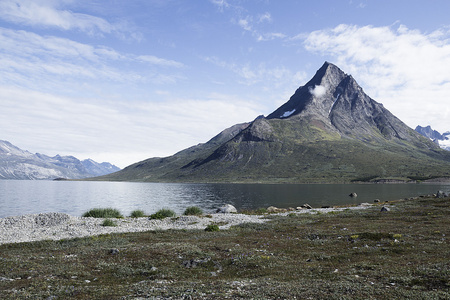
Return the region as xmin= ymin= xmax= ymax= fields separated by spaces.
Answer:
xmin=183 ymin=206 xmax=203 ymax=216
xmin=101 ymin=219 xmax=117 ymax=227
xmin=205 ymin=224 xmax=220 ymax=232
xmin=130 ymin=210 xmax=146 ymax=218
xmin=82 ymin=208 xmax=123 ymax=218
xmin=150 ymin=209 xmax=176 ymax=220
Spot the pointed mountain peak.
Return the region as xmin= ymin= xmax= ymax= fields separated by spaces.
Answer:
xmin=267 ymin=61 xmax=348 ymax=120
xmin=266 ymin=62 xmax=429 ymax=143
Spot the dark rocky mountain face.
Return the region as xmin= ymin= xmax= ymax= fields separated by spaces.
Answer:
xmin=94 ymin=62 xmax=450 ymax=183
xmin=416 ymin=125 xmax=450 ymax=150
xmin=268 ymin=62 xmax=429 ymax=145
xmin=0 ymin=140 xmax=120 ymax=180
xmin=415 ymin=125 xmax=444 ymax=141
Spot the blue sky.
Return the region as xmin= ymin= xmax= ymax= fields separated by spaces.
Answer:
xmin=1 ymin=0 xmax=450 ymax=168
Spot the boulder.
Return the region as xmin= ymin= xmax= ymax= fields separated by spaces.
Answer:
xmin=374 ymin=199 xmax=380 ymax=203
xmin=380 ymin=206 xmax=390 ymax=212
xmin=216 ymin=204 xmax=237 ymax=213
xmin=109 ymin=248 xmax=120 ymax=255
xmin=349 ymin=192 xmax=358 ymax=197
xmin=267 ymin=206 xmax=287 ymax=213
xmin=436 ymin=190 xmax=448 ymax=198
xmin=302 ymin=203 xmax=313 ymax=209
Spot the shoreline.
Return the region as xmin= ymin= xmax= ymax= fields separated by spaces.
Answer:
xmin=0 ymin=205 xmax=373 ymax=245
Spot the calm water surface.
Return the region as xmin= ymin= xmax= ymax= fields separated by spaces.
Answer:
xmin=1 ymin=180 xmax=449 ymax=218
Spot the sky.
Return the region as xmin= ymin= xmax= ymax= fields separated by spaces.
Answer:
xmin=1 ymin=0 xmax=450 ymax=168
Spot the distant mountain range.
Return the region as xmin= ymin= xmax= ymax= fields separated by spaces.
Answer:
xmin=0 ymin=140 xmax=120 ymax=180
xmin=415 ymin=125 xmax=450 ymax=151
xmin=91 ymin=62 xmax=450 ymax=183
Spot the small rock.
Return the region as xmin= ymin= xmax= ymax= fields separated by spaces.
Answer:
xmin=302 ymin=203 xmax=312 ymax=209
xmin=267 ymin=206 xmax=279 ymax=213
xmin=380 ymin=206 xmax=390 ymax=212
xmin=216 ymin=204 xmax=237 ymax=213
xmin=0 ymin=277 xmax=13 ymax=281
xmin=349 ymin=192 xmax=358 ymax=197
xmin=109 ymin=248 xmax=120 ymax=255
xmin=267 ymin=206 xmax=287 ymax=213
xmin=374 ymin=199 xmax=380 ymax=203
xmin=182 ymin=258 xmax=210 ymax=268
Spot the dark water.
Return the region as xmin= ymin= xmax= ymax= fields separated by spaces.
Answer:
xmin=0 ymin=180 xmax=449 ymax=218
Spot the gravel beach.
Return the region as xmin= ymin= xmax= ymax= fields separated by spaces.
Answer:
xmin=0 ymin=206 xmax=371 ymax=245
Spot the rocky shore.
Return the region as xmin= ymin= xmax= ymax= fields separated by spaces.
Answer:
xmin=0 ymin=205 xmax=372 ymax=245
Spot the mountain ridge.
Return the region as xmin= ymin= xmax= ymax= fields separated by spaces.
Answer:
xmin=0 ymin=140 xmax=120 ymax=180
xmin=415 ymin=125 xmax=450 ymax=151
xmin=91 ymin=62 xmax=450 ymax=183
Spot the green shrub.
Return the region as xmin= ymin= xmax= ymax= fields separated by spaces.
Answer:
xmin=150 ymin=209 xmax=176 ymax=220
xmin=82 ymin=208 xmax=123 ymax=218
xmin=130 ymin=210 xmax=146 ymax=218
xmin=205 ymin=224 xmax=220 ymax=232
xmin=183 ymin=206 xmax=203 ymax=216
xmin=101 ymin=219 xmax=117 ymax=227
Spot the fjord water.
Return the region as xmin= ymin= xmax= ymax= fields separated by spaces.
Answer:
xmin=1 ymin=180 xmax=449 ymax=218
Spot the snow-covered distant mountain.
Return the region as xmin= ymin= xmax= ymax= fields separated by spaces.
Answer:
xmin=0 ymin=140 xmax=120 ymax=180
xmin=415 ymin=125 xmax=450 ymax=151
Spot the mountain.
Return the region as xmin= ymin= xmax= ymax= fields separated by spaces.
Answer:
xmin=0 ymin=140 xmax=120 ymax=180
xmin=93 ymin=62 xmax=450 ymax=183
xmin=415 ymin=125 xmax=450 ymax=151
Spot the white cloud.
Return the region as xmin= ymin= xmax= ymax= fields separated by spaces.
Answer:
xmin=304 ymin=24 xmax=450 ymax=132
xmin=258 ymin=12 xmax=272 ymax=23
xmin=238 ymin=17 xmax=252 ymax=31
xmin=137 ymin=55 xmax=184 ymax=68
xmin=257 ymin=32 xmax=286 ymax=41
xmin=0 ymin=0 xmax=135 ymax=38
xmin=0 ymin=28 xmax=184 ymax=93
xmin=203 ymin=56 xmax=305 ymax=88
xmin=308 ymin=85 xmax=326 ymax=98
xmin=210 ymin=0 xmax=230 ymax=11
xmin=0 ymin=86 xmax=261 ymax=168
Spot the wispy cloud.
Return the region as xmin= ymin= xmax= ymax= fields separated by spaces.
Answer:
xmin=238 ymin=16 xmax=252 ymax=31
xmin=0 ymin=86 xmax=261 ymax=168
xmin=0 ymin=28 xmax=184 ymax=93
xmin=304 ymin=24 xmax=450 ymax=131
xmin=257 ymin=32 xmax=286 ymax=41
xmin=209 ymin=0 xmax=230 ymax=12
xmin=203 ymin=56 xmax=306 ymax=89
xmin=0 ymin=0 xmax=139 ymax=39
xmin=258 ymin=12 xmax=272 ymax=23
xmin=210 ymin=0 xmax=285 ymax=42
xmin=137 ymin=55 xmax=184 ymax=68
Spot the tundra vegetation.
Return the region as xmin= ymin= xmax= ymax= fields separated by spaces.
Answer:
xmin=149 ymin=208 xmax=176 ymax=220
xmin=82 ymin=208 xmax=123 ymax=219
xmin=183 ymin=206 xmax=204 ymax=216
xmin=129 ymin=210 xmax=146 ymax=218
xmin=0 ymin=196 xmax=448 ymax=299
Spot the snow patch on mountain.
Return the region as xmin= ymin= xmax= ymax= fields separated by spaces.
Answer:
xmin=0 ymin=140 xmax=121 ymax=180
xmin=280 ymin=109 xmax=296 ymax=118
xmin=415 ymin=125 xmax=450 ymax=151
